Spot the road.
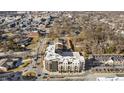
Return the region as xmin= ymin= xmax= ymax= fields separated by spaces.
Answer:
xmin=35 ymin=38 xmax=47 ymax=80
xmin=21 ymin=37 xmax=47 ymax=79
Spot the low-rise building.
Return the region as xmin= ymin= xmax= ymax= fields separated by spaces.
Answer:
xmin=2 ymin=57 xmax=23 ymax=69
xmin=0 ymin=71 xmax=22 ymax=81
xmin=90 ymin=54 xmax=124 ymax=66
xmin=88 ymin=54 xmax=124 ymax=72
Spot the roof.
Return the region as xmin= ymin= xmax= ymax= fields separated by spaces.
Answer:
xmin=62 ymin=52 xmax=73 ymax=56
xmin=28 ymin=32 xmax=39 ymax=37
xmin=92 ymin=54 xmax=124 ymax=62
xmin=44 ymin=44 xmax=85 ymax=63
xmin=0 ymin=71 xmax=21 ymax=77
xmin=0 ymin=72 xmax=22 ymax=81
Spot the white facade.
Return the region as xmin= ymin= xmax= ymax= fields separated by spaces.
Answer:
xmin=44 ymin=44 xmax=85 ymax=73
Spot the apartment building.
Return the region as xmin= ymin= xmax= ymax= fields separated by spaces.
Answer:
xmin=44 ymin=42 xmax=85 ymax=73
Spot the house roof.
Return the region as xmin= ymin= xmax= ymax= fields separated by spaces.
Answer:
xmin=28 ymin=32 xmax=38 ymax=37
xmin=92 ymin=54 xmax=124 ymax=62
